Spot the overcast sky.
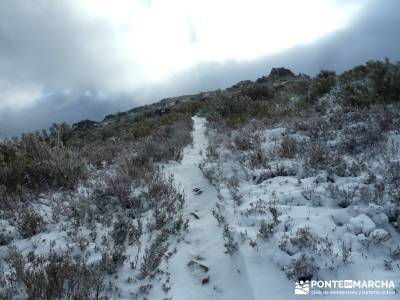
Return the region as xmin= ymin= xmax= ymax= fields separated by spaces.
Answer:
xmin=0 ymin=0 xmax=399 ymax=137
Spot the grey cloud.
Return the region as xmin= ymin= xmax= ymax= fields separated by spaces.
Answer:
xmin=0 ymin=0 xmax=128 ymax=91
xmin=159 ymin=0 xmax=400 ymax=93
xmin=0 ymin=0 xmax=400 ymax=137
xmin=0 ymin=91 xmax=136 ymax=137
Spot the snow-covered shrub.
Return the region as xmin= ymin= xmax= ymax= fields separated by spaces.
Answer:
xmin=253 ymin=163 xmax=297 ymax=184
xmin=369 ymin=229 xmax=391 ymax=244
xmin=0 ymin=132 xmax=87 ymax=194
xmin=278 ymin=134 xmax=299 ymax=159
xmin=385 ymin=162 xmax=400 ymax=228
xmin=362 ymin=59 xmax=400 ymax=104
xmin=299 ymin=117 xmax=330 ymax=140
xmin=128 ymin=219 xmax=143 ymax=245
xmin=5 ymin=248 xmax=107 ymax=299
xmin=290 ymin=227 xmax=315 ymax=251
xmin=101 ymin=247 xmax=128 ymax=275
xmin=245 ymin=199 xmax=272 ymax=216
xmin=16 ymin=207 xmax=47 ymax=239
xmin=390 ymin=246 xmax=400 ymax=260
xmin=227 ymin=176 xmax=243 ymax=206
xmin=338 ymin=240 xmax=352 ymax=265
xmin=301 ymin=185 xmax=321 ymax=206
xmin=0 ymin=185 xmax=20 ymax=214
xmin=310 ymin=70 xmax=336 ymax=98
xmin=283 ymin=254 xmax=319 ymax=281
xmin=146 ymin=172 xmax=187 ymax=234
xmin=142 ymin=118 xmax=193 ymax=162
xmin=385 ymin=161 xmax=400 ymax=184
xmin=338 ymin=121 xmax=385 ymax=155
xmin=211 ymin=204 xmax=225 ymax=226
xmin=304 ymin=141 xmax=331 ymax=170
xmin=138 ymin=233 xmax=168 ymax=279
xmin=327 ymin=184 xmax=358 ymax=208
xmin=118 ymin=151 xmax=154 ymax=185
xmin=111 ymin=217 xmax=132 ymax=246
xmin=0 ymin=232 xmax=13 ymax=247
xmin=205 ymin=142 xmax=220 ymax=161
xmin=232 ymin=126 xmax=264 ymax=152
xmin=257 ymin=220 xmax=275 ymax=240
xmin=105 ymin=169 xmax=134 ymax=208
xmin=223 ymin=224 xmax=239 ymax=256
xmin=80 ymin=139 xmax=127 ymax=168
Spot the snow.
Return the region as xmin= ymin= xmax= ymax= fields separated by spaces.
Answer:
xmin=1 ymin=115 xmax=399 ymax=299
xmin=349 ymin=214 xmax=376 ymax=235
xmin=165 ymin=116 xmax=256 ymax=300
xmin=369 ymin=229 xmax=391 ymax=244
xmin=164 ymin=117 xmax=297 ymax=300
xmin=187 ymin=117 xmax=400 ymax=299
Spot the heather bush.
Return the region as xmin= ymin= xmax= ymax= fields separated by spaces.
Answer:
xmin=141 ymin=118 xmax=193 ymax=162
xmin=278 ymin=134 xmax=299 ymax=159
xmin=328 ymin=185 xmax=358 ymax=208
xmin=257 ymin=220 xmax=275 ymax=240
xmin=138 ymin=233 xmax=168 ymax=279
xmin=223 ymin=224 xmax=239 ymax=255
xmin=310 ymin=70 xmax=336 ymax=98
xmin=338 ymin=120 xmax=385 ymax=155
xmin=16 ymin=207 xmax=47 ymax=239
xmin=105 ymin=168 xmax=134 ymax=209
xmin=283 ymin=254 xmax=319 ymax=281
xmin=232 ymin=126 xmax=264 ymax=152
xmin=304 ymin=141 xmax=331 ymax=170
xmin=339 ymin=59 xmax=400 ymax=107
xmin=227 ymin=176 xmax=243 ymax=206
xmin=5 ymin=248 xmax=107 ymax=300
xmin=0 ymin=133 xmax=86 ymax=194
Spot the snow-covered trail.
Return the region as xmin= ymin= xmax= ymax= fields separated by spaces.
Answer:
xmin=165 ymin=116 xmax=254 ymax=300
xmin=163 ymin=117 xmax=399 ymax=300
xmin=165 ymin=116 xmax=298 ymax=300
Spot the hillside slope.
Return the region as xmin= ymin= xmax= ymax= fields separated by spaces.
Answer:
xmin=0 ymin=59 xmax=400 ymax=299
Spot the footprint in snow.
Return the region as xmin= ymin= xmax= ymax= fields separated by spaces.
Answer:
xmin=192 ymin=187 xmax=203 ymax=195
xmin=187 ymin=260 xmax=210 ymax=285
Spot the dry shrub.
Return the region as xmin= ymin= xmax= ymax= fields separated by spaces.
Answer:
xmin=338 ymin=121 xmax=385 ymax=155
xmin=227 ymin=176 xmax=243 ymax=206
xmin=5 ymin=248 xmax=107 ymax=300
xmin=111 ymin=217 xmax=143 ymax=246
xmin=138 ymin=233 xmax=168 ymax=279
xmin=141 ymin=118 xmax=193 ymax=162
xmin=385 ymin=161 xmax=400 ymax=184
xmin=278 ymin=135 xmax=299 ymax=158
xmin=147 ymin=172 xmax=187 ymax=233
xmin=283 ymin=254 xmax=319 ymax=281
xmin=80 ymin=139 xmax=128 ymax=168
xmin=16 ymin=207 xmax=47 ymax=239
xmin=105 ymin=169 xmax=134 ymax=209
xmin=0 ymin=134 xmax=87 ymax=194
xmin=232 ymin=126 xmax=264 ymax=152
xmin=305 ymin=141 xmax=331 ymax=170
xmin=223 ymin=224 xmax=239 ymax=256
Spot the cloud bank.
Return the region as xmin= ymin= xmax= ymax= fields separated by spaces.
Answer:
xmin=0 ymin=0 xmax=399 ymax=136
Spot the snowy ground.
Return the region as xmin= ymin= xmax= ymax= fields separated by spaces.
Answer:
xmin=164 ymin=116 xmax=399 ymax=299
xmin=164 ymin=116 xmax=294 ymax=300
xmin=1 ymin=115 xmax=398 ymax=299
